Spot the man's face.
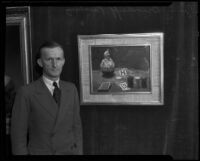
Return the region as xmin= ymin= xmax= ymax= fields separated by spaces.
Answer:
xmin=37 ymin=47 xmax=65 ymax=80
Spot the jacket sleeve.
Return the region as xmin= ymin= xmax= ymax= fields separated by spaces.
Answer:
xmin=72 ymin=85 xmax=83 ymax=155
xmin=11 ymin=87 xmax=30 ymax=155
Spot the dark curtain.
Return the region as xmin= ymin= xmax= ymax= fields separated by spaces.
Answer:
xmin=163 ymin=2 xmax=198 ymax=160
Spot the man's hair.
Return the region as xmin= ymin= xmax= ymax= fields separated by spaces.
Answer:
xmin=34 ymin=41 xmax=64 ymax=78
xmin=37 ymin=41 xmax=64 ymax=58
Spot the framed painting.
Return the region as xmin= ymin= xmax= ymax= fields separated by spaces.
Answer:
xmin=5 ymin=6 xmax=33 ymax=90
xmin=78 ymin=33 xmax=164 ymax=105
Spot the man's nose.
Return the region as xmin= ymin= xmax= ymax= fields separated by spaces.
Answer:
xmin=52 ymin=59 xmax=57 ymax=67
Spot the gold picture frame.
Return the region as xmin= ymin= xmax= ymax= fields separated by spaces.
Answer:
xmin=78 ymin=33 xmax=164 ymax=105
xmin=6 ymin=6 xmax=32 ymax=86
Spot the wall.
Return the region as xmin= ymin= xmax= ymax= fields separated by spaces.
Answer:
xmin=30 ymin=4 xmax=197 ymax=156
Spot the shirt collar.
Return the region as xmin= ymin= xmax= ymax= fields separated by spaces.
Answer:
xmin=42 ymin=75 xmax=60 ymax=87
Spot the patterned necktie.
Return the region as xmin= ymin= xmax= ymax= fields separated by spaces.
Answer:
xmin=53 ymin=82 xmax=61 ymax=106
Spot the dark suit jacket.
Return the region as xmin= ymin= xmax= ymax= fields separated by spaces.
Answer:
xmin=11 ymin=77 xmax=83 ymax=155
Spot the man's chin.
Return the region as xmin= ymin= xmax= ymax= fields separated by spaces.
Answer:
xmin=50 ymin=72 xmax=61 ymax=77
xmin=51 ymin=75 xmax=60 ymax=78
xmin=46 ymin=74 xmax=60 ymax=79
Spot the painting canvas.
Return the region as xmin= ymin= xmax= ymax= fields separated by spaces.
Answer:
xmin=78 ymin=33 xmax=164 ymax=105
xmin=5 ymin=25 xmax=24 ymax=90
xmin=90 ymin=45 xmax=151 ymax=94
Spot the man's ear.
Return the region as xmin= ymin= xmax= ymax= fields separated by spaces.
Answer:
xmin=37 ymin=58 xmax=43 ymax=67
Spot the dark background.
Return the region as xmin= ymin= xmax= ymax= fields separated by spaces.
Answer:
xmin=5 ymin=3 xmax=198 ymax=159
xmin=5 ymin=25 xmax=23 ymax=90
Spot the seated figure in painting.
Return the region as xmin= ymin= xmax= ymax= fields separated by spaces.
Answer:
xmin=100 ymin=49 xmax=115 ymax=77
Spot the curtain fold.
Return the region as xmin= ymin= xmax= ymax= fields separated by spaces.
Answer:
xmin=163 ymin=2 xmax=198 ymax=159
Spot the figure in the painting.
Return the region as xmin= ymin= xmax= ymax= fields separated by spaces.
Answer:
xmin=5 ymin=75 xmax=16 ymax=155
xmin=100 ymin=49 xmax=115 ymax=77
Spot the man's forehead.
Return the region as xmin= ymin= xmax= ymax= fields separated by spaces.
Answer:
xmin=41 ymin=46 xmax=63 ymax=52
xmin=41 ymin=47 xmax=64 ymax=56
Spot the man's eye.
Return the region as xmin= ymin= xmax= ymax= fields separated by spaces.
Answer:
xmin=46 ymin=58 xmax=52 ymax=61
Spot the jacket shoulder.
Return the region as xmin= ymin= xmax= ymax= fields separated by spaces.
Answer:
xmin=17 ymin=79 xmax=41 ymax=94
xmin=60 ymin=80 xmax=77 ymax=90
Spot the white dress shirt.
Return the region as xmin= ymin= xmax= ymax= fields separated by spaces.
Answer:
xmin=42 ymin=75 xmax=60 ymax=95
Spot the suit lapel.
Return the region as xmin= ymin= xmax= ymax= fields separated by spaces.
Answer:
xmin=34 ymin=78 xmax=58 ymax=119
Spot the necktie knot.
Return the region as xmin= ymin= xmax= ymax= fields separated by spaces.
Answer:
xmin=53 ymin=82 xmax=58 ymax=88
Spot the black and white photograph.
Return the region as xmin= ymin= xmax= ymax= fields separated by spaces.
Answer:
xmin=2 ymin=2 xmax=198 ymax=159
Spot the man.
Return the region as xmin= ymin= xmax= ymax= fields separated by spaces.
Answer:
xmin=11 ymin=41 xmax=83 ymax=155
